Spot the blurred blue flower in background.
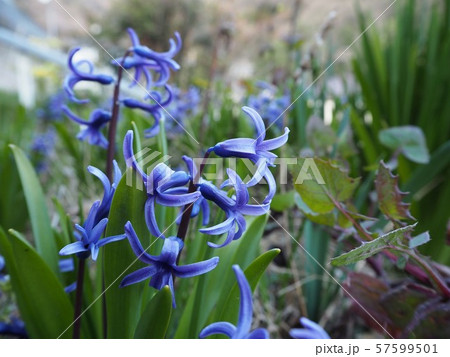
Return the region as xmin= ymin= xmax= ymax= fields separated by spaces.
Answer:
xmin=62 ymin=106 xmax=111 ymax=148
xmin=200 ymin=265 xmax=269 ymax=339
xmin=36 ymin=91 xmax=66 ymax=121
xmin=247 ymin=81 xmax=290 ymax=130
xmin=120 ymin=221 xmax=219 ymax=307
xmin=30 ymin=129 xmax=56 ymax=173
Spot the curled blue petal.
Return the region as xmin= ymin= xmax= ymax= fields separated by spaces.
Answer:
xmin=199 ymin=322 xmax=237 ymax=339
xmin=233 ymin=265 xmax=253 ymax=337
xmin=289 ymin=318 xmax=330 ymax=339
xmin=199 ymin=265 xmax=268 ymax=339
xmin=64 ymin=47 xmax=114 ymax=104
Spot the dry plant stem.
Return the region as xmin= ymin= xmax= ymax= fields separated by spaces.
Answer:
xmin=73 ymin=257 xmax=86 ymax=339
xmin=390 ymin=246 xmax=450 ymax=299
xmin=106 ymin=50 xmax=131 ymax=180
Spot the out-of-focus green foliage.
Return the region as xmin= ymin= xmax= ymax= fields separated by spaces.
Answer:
xmin=352 ymin=0 xmax=450 ymax=262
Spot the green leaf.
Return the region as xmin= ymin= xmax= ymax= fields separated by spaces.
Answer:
xmin=104 ymin=168 xmax=149 ymax=338
xmin=270 ymin=191 xmax=295 ymax=212
xmin=409 ymin=232 xmax=430 ymax=249
xmin=331 ymin=224 xmax=417 ymax=266
xmin=375 ymin=161 xmax=414 ymax=221
xmin=134 ymin=286 xmax=172 ymax=339
xmin=293 ymin=158 xmax=360 ymax=214
xmin=379 ymin=126 xmax=430 ymax=164
xmin=219 ymin=248 xmax=280 ymax=326
xmin=0 ymin=228 xmax=73 ymax=338
xmin=9 ymin=144 xmax=58 ymax=274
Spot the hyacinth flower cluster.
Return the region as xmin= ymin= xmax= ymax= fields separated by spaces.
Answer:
xmin=120 ymin=222 xmax=219 ymax=307
xmin=117 ymin=103 xmax=289 ymax=313
xmin=59 ymin=161 xmax=125 ymax=262
xmin=50 ymin=27 xmax=297 ymax=340
xmin=62 ymin=27 xmax=181 ymax=148
xmin=208 ymin=106 xmax=289 ymax=204
xmin=117 ymin=28 xmax=182 ymax=138
xmin=247 ymin=81 xmax=291 ymax=130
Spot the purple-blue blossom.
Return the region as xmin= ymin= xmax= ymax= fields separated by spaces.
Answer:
xmin=87 ymin=160 xmax=122 ymax=222
xmin=164 ymin=86 xmax=201 ymax=135
xmin=0 ymin=318 xmax=27 ymax=338
xmin=64 ymin=47 xmax=114 ymax=104
xmin=114 ymin=28 xmax=181 ymax=90
xmin=290 ymin=318 xmax=330 ymax=339
xmin=247 ymin=81 xmax=290 ymax=130
xmin=120 ymin=221 xmax=219 ymax=307
xmin=199 ymin=265 xmax=269 ymax=339
xmin=36 ymin=91 xmax=66 ymax=121
xmin=59 ymin=201 xmax=125 ymax=261
xmin=199 ymin=169 xmax=269 ymax=248
xmin=62 ymin=106 xmax=111 ymax=148
xmin=207 ymin=106 xmax=289 ymax=203
xmin=30 ymin=129 xmax=56 ymax=172
xmin=123 ymin=130 xmax=200 ymax=237
xmin=122 ymin=85 xmax=173 ymax=137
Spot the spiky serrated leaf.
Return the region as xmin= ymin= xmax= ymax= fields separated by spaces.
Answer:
xmin=293 ymin=158 xmax=360 ymax=214
xmin=331 ymin=224 xmax=417 ymax=266
xmin=375 ymin=162 xmax=414 ymax=222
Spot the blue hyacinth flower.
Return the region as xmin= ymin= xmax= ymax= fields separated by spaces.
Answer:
xmin=87 ymin=160 xmax=122 ymax=222
xmin=200 ymin=265 xmax=269 ymax=339
xmin=198 ymin=169 xmax=269 ymax=248
xmin=0 ymin=318 xmax=27 ymax=338
xmin=208 ymin=106 xmax=289 ymax=203
xmin=123 ymin=130 xmax=200 ymax=238
xmin=247 ymin=81 xmax=291 ymax=130
xmin=208 ymin=106 xmax=289 ymax=164
xmin=122 ymin=85 xmax=173 ymax=137
xmin=62 ymin=106 xmax=111 ymax=148
xmin=290 ymin=318 xmax=330 ymax=339
xmin=120 ymin=221 xmax=219 ymax=307
xmin=59 ymin=201 xmax=125 ymax=261
xmin=64 ymin=47 xmax=114 ymax=104
xmin=114 ymin=28 xmax=181 ymax=90
xmin=0 ymin=254 xmax=5 ymax=282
